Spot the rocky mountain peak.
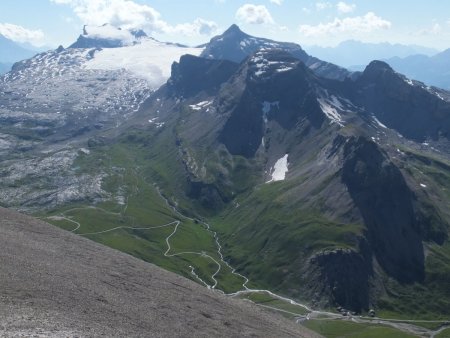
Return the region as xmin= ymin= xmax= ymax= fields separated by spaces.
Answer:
xmin=222 ymin=24 xmax=247 ymax=38
xmin=200 ymin=25 xmax=349 ymax=81
xmin=361 ymin=60 xmax=395 ymax=80
xmin=130 ymin=29 xmax=148 ymax=39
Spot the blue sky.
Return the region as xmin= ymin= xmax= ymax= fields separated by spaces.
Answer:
xmin=0 ymin=0 xmax=449 ymax=50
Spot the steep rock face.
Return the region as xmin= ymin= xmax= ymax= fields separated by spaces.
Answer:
xmin=70 ymin=34 xmax=123 ymax=48
xmin=353 ymin=61 xmax=450 ymax=142
xmin=218 ymin=50 xmax=326 ymax=157
xmin=168 ymin=54 xmax=239 ymax=97
xmin=342 ymin=137 xmax=425 ymax=283
xmin=304 ymin=246 xmax=372 ymax=312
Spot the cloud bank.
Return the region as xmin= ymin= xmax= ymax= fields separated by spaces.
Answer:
xmin=235 ymin=4 xmax=274 ymax=25
xmin=0 ymin=23 xmax=45 ymax=46
xmin=50 ymin=0 xmax=218 ymax=36
xmin=299 ymin=12 xmax=391 ymax=37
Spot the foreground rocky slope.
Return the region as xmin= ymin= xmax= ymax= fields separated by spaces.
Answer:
xmin=0 ymin=207 xmax=319 ymax=337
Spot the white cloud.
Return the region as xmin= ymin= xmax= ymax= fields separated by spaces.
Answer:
xmin=315 ymin=2 xmax=332 ymax=11
xmin=337 ymin=2 xmax=355 ymax=14
xmin=236 ymin=4 xmax=274 ymax=25
xmin=169 ymin=19 xmax=218 ymax=37
xmin=50 ymin=0 xmax=217 ymax=36
xmin=270 ymin=0 xmax=284 ymax=5
xmin=84 ymin=24 xmax=136 ymax=43
xmin=0 ymin=23 xmax=45 ymax=46
xmin=299 ymin=12 xmax=391 ymax=37
xmin=419 ymin=23 xmax=442 ymax=35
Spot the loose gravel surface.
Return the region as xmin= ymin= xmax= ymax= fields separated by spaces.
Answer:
xmin=0 ymin=207 xmax=321 ymax=337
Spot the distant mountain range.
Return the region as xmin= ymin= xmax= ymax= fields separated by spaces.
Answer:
xmin=0 ymin=34 xmax=37 ymax=67
xmin=0 ymin=62 xmax=12 ymax=74
xmin=305 ymin=40 xmax=438 ymax=68
xmin=385 ymin=49 xmax=450 ymax=89
xmin=305 ymin=40 xmax=450 ymax=90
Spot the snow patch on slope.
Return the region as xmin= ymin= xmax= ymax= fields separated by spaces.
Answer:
xmin=84 ymin=40 xmax=203 ymax=88
xmin=189 ymin=100 xmax=212 ymax=111
xmin=250 ymin=50 xmax=297 ymax=78
xmin=372 ymin=116 xmax=387 ymax=129
xmin=267 ymin=154 xmax=289 ymax=183
xmin=317 ymin=97 xmax=344 ymax=126
xmin=404 ymin=78 xmax=414 ymax=86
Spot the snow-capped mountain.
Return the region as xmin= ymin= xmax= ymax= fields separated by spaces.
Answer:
xmin=201 ymin=24 xmax=351 ymax=80
xmin=1 ymin=25 xmax=203 ymax=138
xmin=0 ymin=34 xmax=37 ymax=63
xmin=0 ymin=25 xmax=202 ymax=209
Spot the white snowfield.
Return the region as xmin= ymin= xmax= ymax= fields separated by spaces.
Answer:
xmin=267 ymin=154 xmax=289 ymax=183
xmin=84 ymin=39 xmax=203 ymax=88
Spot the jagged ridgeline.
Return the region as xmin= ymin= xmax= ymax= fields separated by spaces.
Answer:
xmin=1 ymin=24 xmax=450 ymax=320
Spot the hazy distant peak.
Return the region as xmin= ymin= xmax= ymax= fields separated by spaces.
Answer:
xmin=305 ymin=40 xmax=439 ymax=69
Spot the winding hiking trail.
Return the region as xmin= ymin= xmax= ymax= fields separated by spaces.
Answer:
xmin=47 ymin=215 xmax=80 ymax=232
xmin=46 ymin=186 xmax=450 ymax=338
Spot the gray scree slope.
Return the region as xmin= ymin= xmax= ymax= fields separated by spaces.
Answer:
xmin=0 ymin=207 xmax=320 ymax=337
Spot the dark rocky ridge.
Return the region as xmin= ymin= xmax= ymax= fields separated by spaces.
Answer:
xmin=168 ymin=54 xmax=239 ymax=98
xmin=342 ymin=137 xmax=425 ymax=283
xmin=352 ymin=61 xmax=450 ymax=142
xmin=0 ymin=207 xmax=319 ymax=337
xmin=218 ymin=50 xmax=326 ymax=157
xmin=304 ymin=247 xmax=372 ymax=312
